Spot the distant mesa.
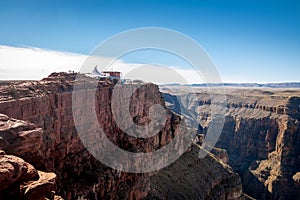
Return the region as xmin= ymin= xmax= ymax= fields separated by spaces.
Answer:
xmin=161 ymin=82 xmax=300 ymax=88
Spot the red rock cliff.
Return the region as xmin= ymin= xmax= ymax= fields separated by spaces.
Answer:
xmin=0 ymin=73 xmax=242 ymax=199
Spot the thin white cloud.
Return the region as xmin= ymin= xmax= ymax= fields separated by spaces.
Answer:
xmin=0 ymin=45 xmax=207 ymax=84
xmin=0 ymin=45 xmax=85 ymax=80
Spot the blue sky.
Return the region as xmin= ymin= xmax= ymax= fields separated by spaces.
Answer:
xmin=0 ymin=0 xmax=299 ymax=83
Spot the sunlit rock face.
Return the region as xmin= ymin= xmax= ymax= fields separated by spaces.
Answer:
xmin=0 ymin=73 xmax=242 ymax=199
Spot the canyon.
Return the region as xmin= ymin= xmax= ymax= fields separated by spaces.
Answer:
xmin=0 ymin=73 xmax=243 ymax=199
xmin=1 ymin=72 xmax=299 ymax=199
xmin=161 ymin=86 xmax=300 ymax=199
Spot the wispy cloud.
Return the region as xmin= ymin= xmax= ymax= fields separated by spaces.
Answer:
xmin=0 ymin=45 xmax=206 ymax=84
xmin=0 ymin=45 xmax=86 ymax=80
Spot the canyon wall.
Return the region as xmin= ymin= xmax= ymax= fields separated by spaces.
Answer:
xmin=162 ymin=87 xmax=300 ymax=199
xmin=0 ymin=73 xmax=242 ymax=199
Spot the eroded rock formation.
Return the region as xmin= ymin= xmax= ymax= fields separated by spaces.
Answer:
xmin=162 ymin=87 xmax=300 ymax=199
xmin=0 ymin=149 xmax=59 ymax=200
xmin=0 ymin=73 xmax=243 ymax=199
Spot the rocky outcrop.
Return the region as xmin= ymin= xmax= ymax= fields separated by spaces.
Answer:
xmin=162 ymin=87 xmax=300 ymax=199
xmin=0 ymin=113 xmax=43 ymax=168
xmin=0 ymin=152 xmax=38 ymax=192
xmin=0 ymin=73 xmax=243 ymax=199
xmin=0 ymin=151 xmax=59 ymax=200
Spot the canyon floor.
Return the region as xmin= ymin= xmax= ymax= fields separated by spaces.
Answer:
xmin=0 ymin=73 xmax=299 ymax=199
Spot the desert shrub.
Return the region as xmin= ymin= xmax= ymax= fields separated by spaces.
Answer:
xmin=7 ymin=85 xmax=19 ymax=99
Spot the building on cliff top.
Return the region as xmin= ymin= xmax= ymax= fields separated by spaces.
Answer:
xmin=88 ymin=65 xmax=121 ymax=81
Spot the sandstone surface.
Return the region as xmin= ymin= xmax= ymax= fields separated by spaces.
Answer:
xmin=0 ymin=73 xmax=243 ymax=199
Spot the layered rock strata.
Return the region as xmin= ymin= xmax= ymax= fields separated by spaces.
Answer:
xmin=162 ymin=87 xmax=300 ymax=199
xmin=0 ymin=73 xmax=243 ymax=199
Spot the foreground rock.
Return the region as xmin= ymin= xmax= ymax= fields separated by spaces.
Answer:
xmin=0 ymin=152 xmax=59 ymax=200
xmin=0 ymin=113 xmax=43 ymax=168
